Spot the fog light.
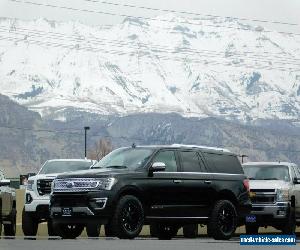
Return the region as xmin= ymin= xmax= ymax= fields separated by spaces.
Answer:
xmin=25 ymin=193 xmax=33 ymax=204
xmin=92 ymin=198 xmax=107 ymax=209
xmin=277 ymin=210 xmax=286 ymax=216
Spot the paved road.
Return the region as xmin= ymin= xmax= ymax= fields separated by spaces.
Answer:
xmin=0 ymin=237 xmax=298 ymax=250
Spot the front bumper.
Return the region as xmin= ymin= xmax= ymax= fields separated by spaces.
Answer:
xmin=50 ymin=191 xmax=114 ymax=225
xmin=249 ymin=201 xmax=290 ymax=222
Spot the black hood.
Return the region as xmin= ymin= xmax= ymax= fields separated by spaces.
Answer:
xmin=56 ymin=167 xmax=137 ymax=179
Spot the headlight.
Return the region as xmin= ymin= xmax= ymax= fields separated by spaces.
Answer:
xmin=53 ymin=177 xmax=117 ymax=192
xmin=277 ymin=189 xmax=289 ymax=202
xmin=26 ymin=180 xmax=34 ymax=191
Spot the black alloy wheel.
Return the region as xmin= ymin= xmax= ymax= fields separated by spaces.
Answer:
xmin=107 ymin=195 xmax=144 ymax=239
xmin=207 ymin=200 xmax=237 ymax=240
xmin=121 ymin=200 xmax=143 ymax=233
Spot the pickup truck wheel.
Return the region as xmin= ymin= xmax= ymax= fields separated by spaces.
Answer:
xmin=152 ymin=223 xmax=179 ymax=240
xmin=22 ymin=208 xmax=38 ymax=236
xmin=282 ymin=208 xmax=296 ymax=234
xmin=183 ymin=224 xmax=198 ymax=238
xmin=54 ymin=224 xmax=84 ymax=239
xmin=149 ymin=223 xmax=158 ymax=237
xmin=104 ymin=225 xmax=115 ymax=237
xmin=207 ymin=200 xmax=237 ymax=240
xmin=47 ymin=219 xmax=56 ymax=236
xmin=86 ymin=224 xmax=101 ymax=237
xmin=108 ymin=195 xmax=144 ymax=239
xmin=245 ymin=224 xmax=259 ymax=234
xmin=4 ymin=209 xmax=16 ymax=236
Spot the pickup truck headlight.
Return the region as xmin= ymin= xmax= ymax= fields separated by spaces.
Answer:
xmin=53 ymin=177 xmax=117 ymax=192
xmin=26 ymin=180 xmax=34 ymax=191
xmin=277 ymin=189 xmax=289 ymax=202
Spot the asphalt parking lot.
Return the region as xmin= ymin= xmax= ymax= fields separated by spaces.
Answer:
xmin=0 ymin=236 xmax=298 ymax=250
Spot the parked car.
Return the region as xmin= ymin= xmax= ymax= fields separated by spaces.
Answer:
xmin=22 ymin=159 xmax=97 ymax=237
xmin=0 ymin=169 xmax=16 ymax=236
xmin=50 ymin=144 xmax=251 ymax=240
xmin=242 ymin=162 xmax=300 ymax=234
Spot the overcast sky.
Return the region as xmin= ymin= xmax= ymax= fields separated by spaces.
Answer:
xmin=0 ymin=0 xmax=300 ymax=32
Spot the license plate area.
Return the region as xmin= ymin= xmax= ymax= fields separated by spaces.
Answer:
xmin=246 ymin=215 xmax=256 ymax=223
xmin=62 ymin=207 xmax=73 ymax=217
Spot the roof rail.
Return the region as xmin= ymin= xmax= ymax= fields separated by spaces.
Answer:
xmin=171 ymin=144 xmax=231 ymax=153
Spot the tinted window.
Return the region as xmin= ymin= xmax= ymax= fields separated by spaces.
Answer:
xmin=203 ymin=153 xmax=243 ymax=174
xmin=152 ymin=151 xmax=177 ymax=172
xmin=180 ymin=151 xmax=205 ymax=172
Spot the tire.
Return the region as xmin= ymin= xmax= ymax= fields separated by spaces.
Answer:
xmin=0 ymin=199 xmax=2 ymax=236
xmin=107 ymin=195 xmax=144 ymax=239
xmin=54 ymin=223 xmax=84 ymax=239
xmin=47 ymin=219 xmax=55 ymax=237
xmin=4 ymin=209 xmax=16 ymax=236
xmin=245 ymin=224 xmax=259 ymax=234
xmin=22 ymin=208 xmax=38 ymax=236
xmin=282 ymin=208 xmax=296 ymax=234
xmin=183 ymin=224 xmax=198 ymax=238
xmin=86 ymin=224 xmax=101 ymax=237
xmin=149 ymin=223 xmax=158 ymax=237
xmin=104 ymin=225 xmax=115 ymax=237
xmin=207 ymin=200 xmax=237 ymax=240
xmin=152 ymin=223 xmax=179 ymax=240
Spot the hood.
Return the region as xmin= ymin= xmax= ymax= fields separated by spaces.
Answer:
xmin=55 ymin=167 xmax=135 ymax=179
xmin=249 ymin=180 xmax=291 ymax=190
xmin=29 ymin=173 xmax=59 ymax=181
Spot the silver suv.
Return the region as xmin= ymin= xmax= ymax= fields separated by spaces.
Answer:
xmin=242 ymin=162 xmax=300 ymax=234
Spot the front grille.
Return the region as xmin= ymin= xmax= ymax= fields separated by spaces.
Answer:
xmin=251 ymin=189 xmax=275 ymax=193
xmin=250 ymin=189 xmax=276 ymax=204
xmin=251 ymin=196 xmax=275 ymax=203
xmin=37 ymin=179 xmax=53 ymax=195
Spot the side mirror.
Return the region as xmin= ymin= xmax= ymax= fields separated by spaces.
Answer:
xmin=0 ymin=179 xmax=11 ymax=187
xmin=28 ymin=173 xmax=36 ymax=177
xmin=293 ymin=177 xmax=300 ymax=184
xmin=148 ymin=162 xmax=166 ymax=177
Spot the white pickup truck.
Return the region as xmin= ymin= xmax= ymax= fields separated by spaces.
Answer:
xmin=22 ymin=159 xmax=97 ymax=237
xmin=242 ymin=162 xmax=300 ymax=234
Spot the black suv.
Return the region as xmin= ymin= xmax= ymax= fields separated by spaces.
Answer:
xmin=50 ymin=144 xmax=251 ymax=240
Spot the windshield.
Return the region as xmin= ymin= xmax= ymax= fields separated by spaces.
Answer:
xmin=243 ymin=165 xmax=290 ymax=182
xmin=39 ymin=161 xmax=93 ymax=174
xmin=92 ymin=148 xmax=154 ymax=170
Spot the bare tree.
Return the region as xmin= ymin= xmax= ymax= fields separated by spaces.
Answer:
xmin=88 ymin=138 xmax=113 ymax=161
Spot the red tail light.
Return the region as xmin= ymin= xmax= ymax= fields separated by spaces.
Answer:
xmin=243 ymin=179 xmax=250 ymax=192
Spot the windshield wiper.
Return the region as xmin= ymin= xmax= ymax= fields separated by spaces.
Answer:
xmin=106 ymin=165 xmax=127 ymax=169
xmin=91 ymin=165 xmax=127 ymax=169
xmin=262 ymin=178 xmax=279 ymax=180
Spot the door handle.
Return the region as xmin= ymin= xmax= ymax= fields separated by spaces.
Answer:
xmin=204 ymin=180 xmax=212 ymax=184
xmin=173 ymin=180 xmax=182 ymax=183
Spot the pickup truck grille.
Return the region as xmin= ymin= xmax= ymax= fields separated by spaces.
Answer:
xmin=37 ymin=179 xmax=53 ymax=195
xmin=250 ymin=189 xmax=276 ymax=204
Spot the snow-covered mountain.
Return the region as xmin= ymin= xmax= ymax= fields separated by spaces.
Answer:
xmin=0 ymin=15 xmax=300 ymax=122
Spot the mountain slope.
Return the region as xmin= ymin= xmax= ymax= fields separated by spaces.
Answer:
xmin=0 ymin=15 xmax=299 ymax=122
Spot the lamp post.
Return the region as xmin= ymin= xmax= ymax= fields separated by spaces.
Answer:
xmin=240 ymin=154 xmax=248 ymax=164
xmin=84 ymin=126 xmax=90 ymax=158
